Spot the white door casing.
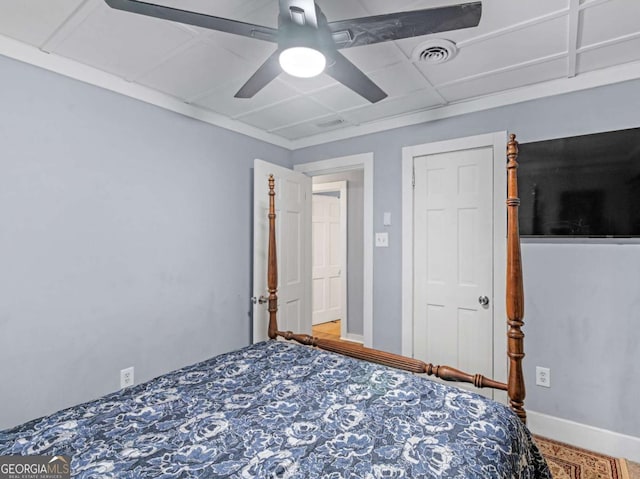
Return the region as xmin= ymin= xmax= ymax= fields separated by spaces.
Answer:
xmin=294 ymin=154 xmax=373 ymax=347
xmin=311 ymin=181 xmax=347 ymax=327
xmin=413 ymin=147 xmax=494 ymax=396
xmin=253 ymin=159 xmax=312 ymax=343
xmin=402 ymin=132 xmax=508 ymax=403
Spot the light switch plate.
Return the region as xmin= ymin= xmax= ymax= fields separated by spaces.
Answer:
xmin=383 ymin=212 xmax=392 ymax=226
xmin=375 ymin=232 xmax=389 ymax=247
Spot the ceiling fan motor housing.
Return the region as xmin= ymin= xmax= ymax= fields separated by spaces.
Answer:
xmin=278 ymin=2 xmax=336 ymax=60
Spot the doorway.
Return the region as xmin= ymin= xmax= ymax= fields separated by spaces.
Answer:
xmin=295 ymin=153 xmax=373 ymax=347
xmin=311 ymin=173 xmax=363 ymax=343
xmin=311 ymin=181 xmax=347 ymax=328
xmin=401 ymin=132 xmax=508 ymax=401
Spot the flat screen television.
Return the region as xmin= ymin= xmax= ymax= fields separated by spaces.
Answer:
xmin=517 ymin=127 xmax=640 ymax=237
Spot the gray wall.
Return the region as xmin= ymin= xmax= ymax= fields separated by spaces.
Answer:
xmin=0 ymin=55 xmax=291 ymax=429
xmin=313 ymin=170 xmax=364 ymax=336
xmin=291 ymin=79 xmax=640 ymax=438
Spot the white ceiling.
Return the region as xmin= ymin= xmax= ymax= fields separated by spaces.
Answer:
xmin=1 ymin=0 xmax=640 ymax=147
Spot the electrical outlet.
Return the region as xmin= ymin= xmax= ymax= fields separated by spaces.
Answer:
xmin=536 ymin=366 xmax=550 ymax=388
xmin=375 ymin=232 xmax=389 ymax=247
xmin=120 ymin=367 xmax=134 ymax=389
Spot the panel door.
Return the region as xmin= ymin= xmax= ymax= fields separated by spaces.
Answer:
xmin=312 ymin=194 xmax=342 ymax=325
xmin=413 ymin=147 xmax=494 ymax=396
xmin=253 ymin=159 xmax=311 ymax=343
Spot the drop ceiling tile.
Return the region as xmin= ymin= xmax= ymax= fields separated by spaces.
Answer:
xmin=393 ymin=0 xmax=570 ymax=58
xmin=340 ymin=89 xmax=442 ymax=125
xmin=310 ymin=85 xmax=369 ymax=112
xmin=52 ymin=2 xmax=195 ymax=78
xmin=341 ymin=43 xmax=407 ymax=74
xmin=416 ymin=16 xmax=568 ymax=87
xmin=577 ymin=37 xmax=640 ymax=75
xmin=367 ymin=62 xmax=430 ymax=98
xmin=0 ymin=0 xmax=85 ymax=47
xmin=580 ymin=0 xmax=640 ymax=48
xmin=138 ymin=40 xmax=255 ymax=100
xmin=237 ymin=96 xmax=333 ymax=131
xmin=320 ymin=1 xmax=369 ymax=20
xmin=208 ymin=33 xmax=277 ymax=65
xmin=279 ymin=73 xmax=337 ymax=93
xmin=437 ymin=57 xmax=566 ymax=102
xmin=195 ymin=78 xmax=298 ymax=118
xmin=227 ymin=0 xmax=278 ymax=28
xmin=271 ymin=115 xmax=353 ymax=140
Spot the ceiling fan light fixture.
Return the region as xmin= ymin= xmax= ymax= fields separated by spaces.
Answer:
xmin=279 ymin=47 xmax=326 ymax=78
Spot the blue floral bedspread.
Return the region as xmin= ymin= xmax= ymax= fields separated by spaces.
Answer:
xmin=1 ymin=341 xmax=550 ymax=478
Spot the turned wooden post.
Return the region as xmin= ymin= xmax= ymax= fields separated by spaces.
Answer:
xmin=506 ymin=134 xmax=527 ymax=423
xmin=267 ymin=175 xmax=278 ymax=340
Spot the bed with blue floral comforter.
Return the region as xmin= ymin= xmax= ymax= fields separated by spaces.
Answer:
xmin=0 ymin=340 xmax=550 ymax=478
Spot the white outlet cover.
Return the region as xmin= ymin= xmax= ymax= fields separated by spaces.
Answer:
xmin=375 ymin=232 xmax=389 ymax=247
xmin=535 ymin=366 xmax=550 ymax=388
xmin=120 ymin=367 xmax=135 ymax=389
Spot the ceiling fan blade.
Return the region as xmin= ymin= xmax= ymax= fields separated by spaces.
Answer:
xmin=328 ymin=2 xmax=482 ymax=49
xmin=325 ymin=51 xmax=387 ymax=103
xmin=235 ymin=50 xmax=282 ymax=99
xmin=104 ymin=0 xmax=278 ymax=42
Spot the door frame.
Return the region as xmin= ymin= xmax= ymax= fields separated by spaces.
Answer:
xmin=312 ymin=181 xmax=348 ymax=337
xmin=401 ymin=132 xmax=508 ymax=402
xmin=294 ymin=153 xmax=373 ymax=348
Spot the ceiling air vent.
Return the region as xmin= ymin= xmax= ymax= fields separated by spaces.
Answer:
xmin=412 ymin=39 xmax=458 ymax=64
xmin=316 ymin=118 xmax=345 ymax=128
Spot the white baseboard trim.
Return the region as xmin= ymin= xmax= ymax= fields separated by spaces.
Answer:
xmin=528 ymin=410 xmax=640 ymax=463
xmin=340 ymin=333 xmax=364 ymax=344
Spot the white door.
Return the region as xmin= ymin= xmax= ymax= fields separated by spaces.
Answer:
xmin=312 ymin=194 xmax=342 ymax=325
xmin=413 ymin=147 xmax=494 ymax=396
xmin=253 ymin=159 xmax=312 ymax=343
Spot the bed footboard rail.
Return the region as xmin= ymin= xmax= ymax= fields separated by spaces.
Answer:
xmin=278 ymin=330 xmax=507 ymax=390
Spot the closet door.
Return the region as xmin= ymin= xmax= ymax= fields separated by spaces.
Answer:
xmin=413 ymin=147 xmax=494 ymax=397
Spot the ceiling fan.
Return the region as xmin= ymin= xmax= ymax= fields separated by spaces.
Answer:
xmin=104 ymin=0 xmax=482 ymax=103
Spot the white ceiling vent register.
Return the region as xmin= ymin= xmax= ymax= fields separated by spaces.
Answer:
xmin=316 ymin=118 xmax=345 ymax=128
xmin=412 ymin=39 xmax=458 ymax=64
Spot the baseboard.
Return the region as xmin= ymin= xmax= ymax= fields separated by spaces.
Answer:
xmin=340 ymin=333 xmax=364 ymax=344
xmin=528 ymin=410 xmax=640 ymax=463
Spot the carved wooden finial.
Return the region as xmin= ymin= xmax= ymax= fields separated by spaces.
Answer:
xmin=507 ymin=134 xmax=519 ymax=166
xmin=268 ymin=174 xmax=275 ymax=197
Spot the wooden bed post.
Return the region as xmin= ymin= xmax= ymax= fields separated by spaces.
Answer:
xmin=506 ymin=134 xmax=527 ymax=423
xmin=267 ymin=175 xmax=278 ymax=340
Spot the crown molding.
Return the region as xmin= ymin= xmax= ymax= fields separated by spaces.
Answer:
xmin=289 ymin=59 xmax=640 ymax=149
xmin=3 ymin=34 xmax=640 ymax=151
xmin=0 ymin=34 xmax=293 ymax=150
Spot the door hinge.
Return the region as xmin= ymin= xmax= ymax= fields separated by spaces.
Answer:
xmin=412 ymin=166 xmax=415 ymax=188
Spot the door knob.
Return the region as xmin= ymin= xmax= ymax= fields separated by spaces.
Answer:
xmin=251 ymin=296 xmax=268 ymax=304
xmin=478 ymin=295 xmax=490 ymax=306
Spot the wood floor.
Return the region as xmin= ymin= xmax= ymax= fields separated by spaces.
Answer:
xmin=312 ymin=319 xmax=341 ymax=340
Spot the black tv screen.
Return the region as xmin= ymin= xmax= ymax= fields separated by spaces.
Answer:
xmin=517 ymin=127 xmax=640 ymax=237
